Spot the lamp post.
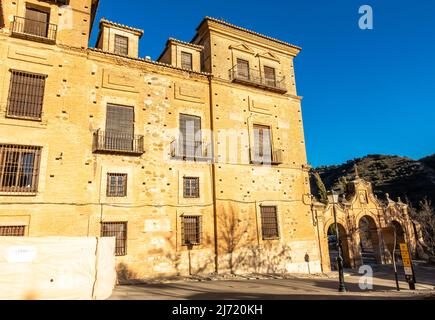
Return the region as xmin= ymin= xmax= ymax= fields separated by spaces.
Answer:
xmin=330 ymin=190 xmax=347 ymax=292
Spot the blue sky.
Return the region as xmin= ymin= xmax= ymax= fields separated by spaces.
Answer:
xmin=90 ymin=0 xmax=435 ymax=167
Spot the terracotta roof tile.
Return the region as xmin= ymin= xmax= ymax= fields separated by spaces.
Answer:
xmin=100 ymin=18 xmax=144 ymax=37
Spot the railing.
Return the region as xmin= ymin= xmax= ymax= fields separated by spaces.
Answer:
xmin=170 ymin=140 xmax=212 ymax=162
xmin=229 ymin=65 xmax=287 ymax=93
xmin=11 ymin=16 xmax=57 ymax=43
xmin=93 ymin=129 xmax=144 ymax=155
xmin=250 ymin=148 xmax=283 ymax=165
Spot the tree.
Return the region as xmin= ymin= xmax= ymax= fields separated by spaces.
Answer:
xmin=408 ymin=197 xmax=435 ymax=257
xmin=313 ymin=171 xmax=328 ymax=204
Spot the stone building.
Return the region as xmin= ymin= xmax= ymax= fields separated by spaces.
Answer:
xmin=0 ymin=0 xmax=321 ymax=279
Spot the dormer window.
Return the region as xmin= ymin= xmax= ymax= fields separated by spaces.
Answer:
xmin=114 ymin=34 xmax=129 ymax=55
xmin=181 ymin=51 xmax=193 ymax=70
xmin=95 ymin=19 xmax=143 ymax=58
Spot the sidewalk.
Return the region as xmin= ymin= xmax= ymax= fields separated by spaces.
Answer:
xmin=110 ymin=261 xmax=435 ymax=300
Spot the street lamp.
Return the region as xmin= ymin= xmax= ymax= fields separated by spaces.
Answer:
xmin=329 ymin=190 xmax=347 ymax=293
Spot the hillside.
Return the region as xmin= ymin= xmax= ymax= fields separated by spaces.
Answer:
xmin=314 ymin=154 xmax=435 ymax=208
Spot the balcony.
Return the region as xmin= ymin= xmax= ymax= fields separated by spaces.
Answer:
xmin=93 ymin=129 xmax=144 ymax=155
xmin=11 ymin=16 xmax=57 ymax=44
xmin=250 ymin=148 xmax=283 ymax=165
xmin=229 ymin=65 xmax=287 ymax=93
xmin=170 ymin=140 xmax=212 ymax=162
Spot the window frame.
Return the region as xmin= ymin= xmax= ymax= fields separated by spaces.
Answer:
xmin=183 ymin=176 xmax=200 ymax=198
xmin=260 ymin=205 xmax=280 ymax=240
xmin=181 ymin=215 xmax=202 ymax=246
xmin=106 ymin=173 xmax=128 ymax=197
xmin=0 ymin=225 xmax=26 ymax=236
xmin=263 ymin=65 xmax=277 ymax=86
xmin=101 ymin=222 xmax=127 ymax=256
xmin=114 ymin=34 xmax=129 ymax=56
xmin=0 ymin=144 xmax=42 ymax=194
xmin=252 ymin=124 xmax=273 ymax=164
xmin=6 ymin=70 xmax=47 ymax=121
xmin=236 ymin=58 xmax=250 ymax=80
xmin=180 ymin=51 xmax=193 ymax=70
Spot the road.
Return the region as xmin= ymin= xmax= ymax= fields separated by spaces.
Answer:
xmin=109 ymin=260 xmax=435 ymax=300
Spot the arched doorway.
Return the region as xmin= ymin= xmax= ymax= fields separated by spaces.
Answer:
xmin=327 ymin=223 xmax=351 ymax=269
xmin=392 ymin=220 xmax=406 ymax=262
xmin=358 ymin=216 xmax=382 ymax=265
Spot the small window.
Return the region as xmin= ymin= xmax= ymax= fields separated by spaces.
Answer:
xmin=24 ymin=7 xmax=49 ymax=38
xmin=181 ymin=51 xmax=193 ymax=70
xmin=101 ymin=222 xmax=127 ymax=256
xmin=183 ymin=177 xmax=199 ymax=198
xmin=264 ymin=66 xmax=276 ymax=87
xmin=182 ymin=215 xmax=202 ymax=245
xmin=107 ymin=173 xmax=127 ymax=197
xmin=260 ymin=206 xmax=279 ymax=239
xmin=237 ymin=58 xmax=250 ymax=80
xmin=0 ymin=144 xmax=42 ymax=193
xmin=7 ymin=70 xmax=47 ymax=120
xmin=253 ymin=124 xmax=272 ymax=164
xmin=114 ymin=34 xmax=129 ymax=55
xmin=0 ymin=225 xmax=25 ymax=236
xmin=179 ymin=114 xmax=201 ymax=158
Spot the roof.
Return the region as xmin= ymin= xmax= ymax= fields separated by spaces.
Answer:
xmin=99 ymin=18 xmax=144 ymax=37
xmin=87 ymin=47 xmax=212 ymax=77
xmin=167 ymin=38 xmax=204 ymax=50
xmin=194 ymin=16 xmax=301 ymax=51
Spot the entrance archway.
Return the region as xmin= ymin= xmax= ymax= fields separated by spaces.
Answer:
xmin=327 ymin=223 xmax=351 ymax=269
xmin=358 ymin=215 xmax=382 ymax=265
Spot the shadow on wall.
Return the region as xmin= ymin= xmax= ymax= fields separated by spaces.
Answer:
xmin=115 ymin=232 xmax=215 ymax=282
xmin=218 ymin=203 xmax=292 ymax=274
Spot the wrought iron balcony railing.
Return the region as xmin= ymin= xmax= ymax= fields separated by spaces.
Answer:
xmin=229 ymin=65 xmax=287 ymax=93
xmin=11 ymin=16 xmax=57 ymax=44
xmin=93 ymin=129 xmax=144 ymax=155
xmin=250 ymin=148 xmax=283 ymax=165
xmin=170 ymin=140 xmax=212 ymax=162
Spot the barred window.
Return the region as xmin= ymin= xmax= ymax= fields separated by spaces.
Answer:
xmin=182 ymin=215 xmax=202 ymax=245
xmin=101 ymin=222 xmax=127 ymax=256
xmin=7 ymin=70 xmax=47 ymax=120
xmin=0 ymin=225 xmax=25 ymax=236
xmin=260 ymin=206 xmax=279 ymax=239
xmin=107 ymin=173 xmax=127 ymax=197
xmin=0 ymin=145 xmax=41 ymax=193
xmin=181 ymin=51 xmax=193 ymax=70
xmin=183 ymin=177 xmax=199 ymax=198
xmin=114 ymin=34 xmax=128 ymax=55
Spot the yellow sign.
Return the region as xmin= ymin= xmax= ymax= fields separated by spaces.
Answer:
xmin=399 ymin=243 xmax=413 ymax=275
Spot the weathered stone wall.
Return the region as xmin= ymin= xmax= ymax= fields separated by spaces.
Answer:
xmin=0 ymin=8 xmax=324 ymax=278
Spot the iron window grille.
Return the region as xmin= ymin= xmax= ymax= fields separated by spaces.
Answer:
xmin=183 ymin=177 xmax=199 ymax=198
xmin=181 ymin=51 xmax=193 ymax=70
xmin=0 ymin=144 xmax=41 ymax=193
xmin=181 ymin=215 xmax=202 ymax=245
xmin=0 ymin=225 xmax=25 ymax=236
xmin=260 ymin=206 xmax=280 ymax=240
xmin=101 ymin=222 xmax=127 ymax=256
xmin=6 ymin=70 xmax=47 ymax=120
xmin=114 ymin=34 xmax=129 ymax=55
xmin=107 ymin=173 xmax=127 ymax=197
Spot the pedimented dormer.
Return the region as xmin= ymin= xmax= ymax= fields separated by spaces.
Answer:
xmin=157 ymin=38 xmax=203 ymax=72
xmin=96 ymin=18 xmax=143 ymax=58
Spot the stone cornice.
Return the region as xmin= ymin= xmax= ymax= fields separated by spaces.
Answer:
xmin=194 ymin=17 xmax=302 ymax=57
